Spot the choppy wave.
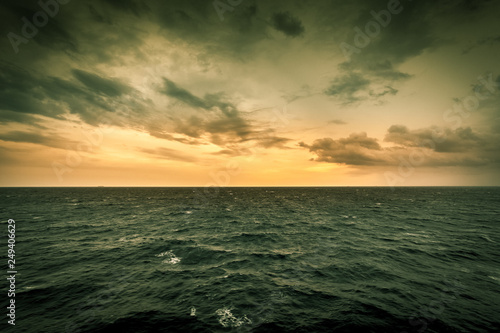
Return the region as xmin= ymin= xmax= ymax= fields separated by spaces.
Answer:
xmin=215 ymin=307 xmax=252 ymax=328
xmin=1 ymin=187 xmax=499 ymax=333
xmin=156 ymin=250 xmax=181 ymax=264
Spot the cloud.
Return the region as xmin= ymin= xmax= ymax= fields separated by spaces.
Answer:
xmin=271 ymin=11 xmax=305 ymax=37
xmin=301 ymin=124 xmax=500 ymax=167
xmin=138 ymin=147 xmax=197 ymax=163
xmin=462 ymin=35 xmax=500 ymax=54
xmin=102 ymin=0 xmax=150 ymax=16
xmin=0 ymin=62 xmax=64 ymax=119
xmin=162 ymin=78 xmax=209 ymax=110
xmin=205 ymin=116 xmax=252 ymax=139
xmin=347 ymin=0 xmax=439 ymax=67
xmin=72 ymin=69 xmax=132 ymax=97
xmin=1 ymin=0 xmax=498 ymax=184
xmin=0 ymin=130 xmax=76 ymax=150
xmin=160 ymin=78 xmax=251 ymax=141
xmin=0 ymin=1 xmax=78 ymax=53
xmin=328 ymin=119 xmax=347 ymax=125
xmin=326 ymin=0 xmax=451 ymax=103
xmin=148 ymin=130 xmax=203 ymax=146
xmin=299 ymin=132 xmax=384 ymax=165
xmin=211 ymin=132 xmax=292 ymax=156
xmin=384 ymin=125 xmax=482 ymax=153
xmin=0 ymin=62 xmax=291 ymax=155
xmin=162 ymin=78 xmax=239 ymax=117
xmin=324 ymin=73 xmax=371 ymax=103
xmin=323 ymin=69 xmax=405 ymax=104
xmin=250 ymin=132 xmax=292 ymax=149
xmin=159 ymin=78 xmax=291 ymax=151
xmin=0 ymin=61 xmax=146 ymax=127
xmin=369 ymin=85 xmax=398 ymax=98
xmin=0 ymin=110 xmax=44 ymax=127
xmin=151 ymin=0 xmax=267 ymax=58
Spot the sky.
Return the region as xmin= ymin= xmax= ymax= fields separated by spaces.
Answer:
xmin=0 ymin=0 xmax=499 ymax=187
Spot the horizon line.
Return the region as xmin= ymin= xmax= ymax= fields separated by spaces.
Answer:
xmin=1 ymin=185 xmax=499 ymax=188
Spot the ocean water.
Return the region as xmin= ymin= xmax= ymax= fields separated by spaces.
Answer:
xmin=1 ymin=187 xmax=500 ymax=333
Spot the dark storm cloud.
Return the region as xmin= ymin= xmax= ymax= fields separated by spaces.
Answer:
xmin=324 ymin=73 xmax=371 ymax=103
xmin=205 ymin=116 xmax=252 ymax=139
xmin=160 ymin=78 xmax=290 ymax=150
xmin=326 ymin=0 xmax=448 ymax=104
xmin=328 ymin=0 xmax=448 ymax=103
xmin=462 ymin=35 xmax=500 ymax=55
xmin=384 ymin=125 xmax=483 ymax=153
xmin=0 ymin=0 xmax=150 ymax=66
xmin=364 ymin=61 xmax=412 ymax=81
xmin=150 ymin=0 xmax=267 ymax=57
xmin=271 ymin=11 xmax=305 ymax=37
xmin=301 ymin=123 xmax=499 ymax=167
xmin=0 ymin=130 xmax=76 ymax=149
xmin=0 ymin=0 xmax=78 ymax=53
xmin=344 ymin=0 xmax=438 ymax=65
xmin=299 ymin=133 xmax=384 ymax=165
xmin=369 ymin=85 xmax=398 ymax=98
xmin=1 ymin=0 xmax=498 ymax=165
xmin=162 ymin=78 xmax=240 ymax=118
xmin=0 ymin=110 xmax=45 ymax=128
xmin=162 ymin=78 xmax=210 ymax=110
xmin=323 ymin=0 xmax=496 ymax=104
xmin=88 ymin=5 xmax=111 ymax=24
xmin=160 ymin=78 xmax=250 ymax=140
xmin=0 ymin=61 xmax=140 ymax=126
xmin=72 ymin=69 xmax=132 ymax=97
xmin=102 ymin=0 xmax=149 ymax=16
xmin=0 ymin=61 xmax=63 ymax=119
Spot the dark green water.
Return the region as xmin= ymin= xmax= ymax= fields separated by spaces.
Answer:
xmin=1 ymin=187 xmax=499 ymax=332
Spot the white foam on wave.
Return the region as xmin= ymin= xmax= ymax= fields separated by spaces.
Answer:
xmin=481 ymin=235 xmax=494 ymax=243
xmin=215 ymin=307 xmax=252 ymax=328
xmin=156 ymin=250 xmax=181 ymax=264
xmin=488 ymin=276 xmax=500 ymax=283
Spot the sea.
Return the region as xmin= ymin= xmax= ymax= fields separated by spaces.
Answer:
xmin=1 ymin=187 xmax=500 ymax=333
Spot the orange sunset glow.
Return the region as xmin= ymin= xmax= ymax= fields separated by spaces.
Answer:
xmin=1 ymin=0 xmax=499 ymax=187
